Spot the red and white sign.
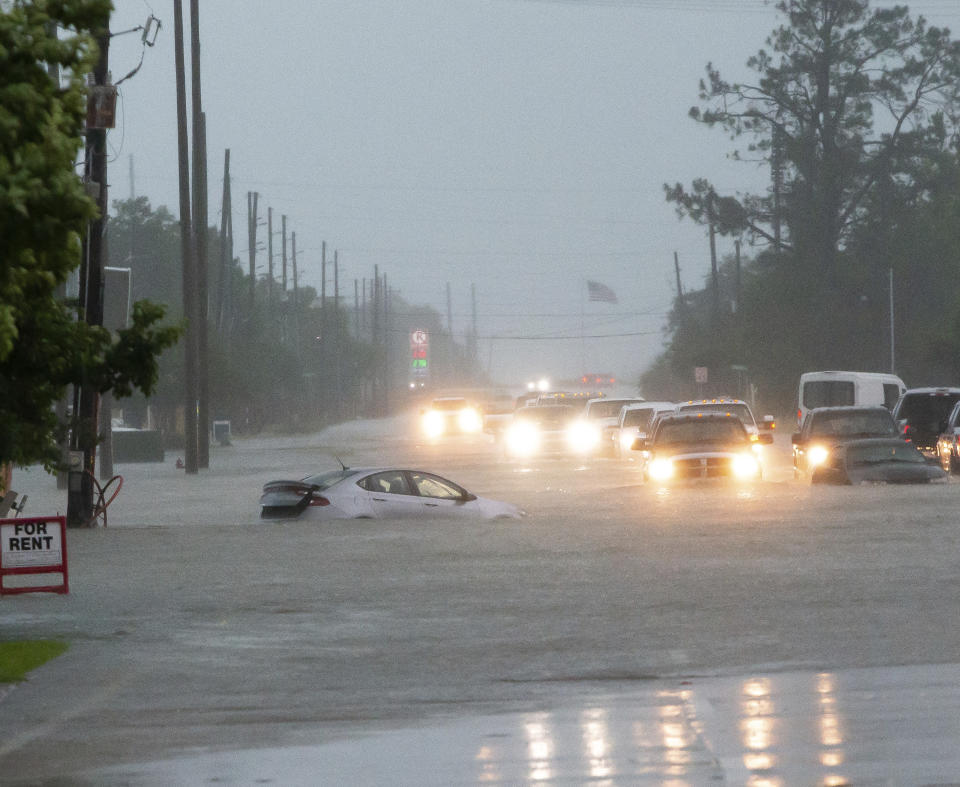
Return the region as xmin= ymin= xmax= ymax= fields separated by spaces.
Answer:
xmin=410 ymin=329 xmax=428 ymax=347
xmin=0 ymin=516 xmax=69 ymax=595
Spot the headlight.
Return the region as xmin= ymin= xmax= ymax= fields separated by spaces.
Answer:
xmin=648 ymin=457 xmax=674 ymax=481
xmin=457 ymin=407 xmax=482 ymax=433
xmin=620 ymin=431 xmax=637 ymax=452
xmin=506 ymin=421 xmax=540 ymax=456
xmin=732 ymin=453 xmax=760 ymax=479
xmin=566 ymin=420 xmax=601 ymax=453
xmin=422 ymin=410 xmax=445 ymax=438
xmin=808 ymin=445 xmax=829 ymax=468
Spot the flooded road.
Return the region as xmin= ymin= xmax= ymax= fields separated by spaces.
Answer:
xmin=3 ymin=414 xmax=960 ymax=783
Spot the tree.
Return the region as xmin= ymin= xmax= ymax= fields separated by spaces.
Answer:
xmin=0 ymin=2 xmax=180 ymax=480
xmin=667 ymin=0 xmax=960 ymax=277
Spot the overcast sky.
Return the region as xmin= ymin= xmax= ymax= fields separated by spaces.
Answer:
xmin=106 ymin=0 xmax=960 ymax=388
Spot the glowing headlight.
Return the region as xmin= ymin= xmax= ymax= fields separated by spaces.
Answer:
xmin=808 ymin=445 xmax=829 ymax=468
xmin=648 ymin=457 xmax=674 ymax=481
xmin=732 ymin=453 xmax=760 ymax=479
xmin=422 ymin=410 xmax=445 ymax=438
xmin=620 ymin=430 xmax=638 ymax=452
xmin=566 ymin=420 xmax=600 ymax=453
xmin=506 ymin=421 xmax=540 ymax=457
xmin=457 ymin=407 xmax=482 ymax=433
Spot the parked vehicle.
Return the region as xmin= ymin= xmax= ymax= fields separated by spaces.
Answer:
xmin=792 ymin=405 xmax=900 ymax=478
xmin=636 ymin=413 xmax=773 ymax=483
xmin=797 ymin=371 xmax=906 ymax=427
xmin=811 ymin=438 xmax=946 ymax=485
xmin=260 ymin=467 xmax=524 ymax=520
xmin=891 ymin=387 xmax=960 ymax=463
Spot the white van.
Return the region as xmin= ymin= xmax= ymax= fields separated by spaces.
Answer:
xmin=797 ymin=371 xmax=906 ymax=426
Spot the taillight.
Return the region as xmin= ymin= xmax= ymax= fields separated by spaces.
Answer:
xmin=797 ymin=409 xmax=802 ymax=424
xmin=310 ymin=495 xmax=331 ymax=507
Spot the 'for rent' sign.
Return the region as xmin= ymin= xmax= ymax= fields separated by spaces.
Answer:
xmin=1 ymin=517 xmax=69 ymax=595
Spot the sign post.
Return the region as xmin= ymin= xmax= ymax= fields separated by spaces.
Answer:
xmin=0 ymin=516 xmax=69 ymax=595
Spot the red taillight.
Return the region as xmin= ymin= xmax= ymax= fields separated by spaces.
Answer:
xmin=310 ymin=495 xmax=331 ymax=507
xmin=797 ymin=409 xmax=802 ymax=424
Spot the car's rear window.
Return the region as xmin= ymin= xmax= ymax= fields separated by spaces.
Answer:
xmin=809 ymin=410 xmax=896 ymax=437
xmin=588 ymin=400 xmax=640 ymax=419
xmin=846 ymin=442 xmax=924 ymax=465
xmin=803 ymin=380 xmax=855 ymax=408
xmin=655 ymin=419 xmax=747 ymax=445
xmin=896 ymin=393 xmax=960 ymax=430
xmin=301 ymin=469 xmax=360 ymax=490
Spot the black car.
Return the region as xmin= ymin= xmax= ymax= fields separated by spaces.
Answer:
xmin=811 ymin=438 xmax=947 ymax=485
xmin=892 ymin=387 xmax=960 ymax=463
xmin=792 ymin=406 xmax=900 ymax=477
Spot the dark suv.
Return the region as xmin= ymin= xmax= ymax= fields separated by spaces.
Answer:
xmin=792 ymin=406 xmax=899 ymax=477
xmin=891 ymin=387 xmax=960 ymax=463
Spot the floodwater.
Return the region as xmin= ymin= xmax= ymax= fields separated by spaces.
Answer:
xmin=3 ymin=413 xmax=960 ymax=784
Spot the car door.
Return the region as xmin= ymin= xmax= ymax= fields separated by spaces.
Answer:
xmin=408 ymin=472 xmax=475 ymax=518
xmin=357 ymin=470 xmax=424 ymax=518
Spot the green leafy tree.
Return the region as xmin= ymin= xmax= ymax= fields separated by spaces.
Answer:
xmin=668 ymin=0 xmax=960 ymax=276
xmin=0 ymin=1 xmax=180 ymax=478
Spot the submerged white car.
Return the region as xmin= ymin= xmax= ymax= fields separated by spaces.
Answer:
xmin=260 ymin=467 xmax=524 ymax=520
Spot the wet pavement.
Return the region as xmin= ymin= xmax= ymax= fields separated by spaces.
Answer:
xmin=3 ymin=414 xmax=960 ymax=784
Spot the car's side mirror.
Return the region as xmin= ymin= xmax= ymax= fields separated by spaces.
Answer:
xmin=460 ymin=492 xmax=478 ymax=503
xmin=756 ymin=433 xmax=774 ymax=445
xmin=631 ymin=437 xmax=647 ymax=451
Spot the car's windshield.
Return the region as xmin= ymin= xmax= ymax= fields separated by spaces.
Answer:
xmin=301 ymin=469 xmax=360 ymax=490
xmin=516 ymin=406 xmax=575 ymax=426
xmin=846 ymin=442 xmax=924 ymax=465
xmin=678 ymin=402 xmax=754 ymax=425
xmin=810 ymin=411 xmax=896 ymax=437
xmin=431 ymin=399 xmax=468 ymax=411
xmin=623 ymin=408 xmax=658 ymax=428
xmin=655 ymin=419 xmax=747 ymax=446
xmin=588 ymin=399 xmax=639 ymax=419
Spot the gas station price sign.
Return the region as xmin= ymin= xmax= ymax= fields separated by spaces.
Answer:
xmin=410 ymin=330 xmax=429 ymax=375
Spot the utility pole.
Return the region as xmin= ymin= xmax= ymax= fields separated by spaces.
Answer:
xmin=734 ymin=239 xmax=742 ymax=314
xmin=292 ymin=231 xmax=299 ymax=356
xmin=446 ymin=281 xmax=453 ymax=335
xmin=354 ymin=279 xmax=360 ymax=338
xmin=673 ymin=251 xmax=684 ymax=309
xmin=173 ymin=0 xmax=198 ymax=475
xmin=334 ymin=250 xmax=341 ymax=417
xmin=281 ymin=214 xmax=288 ymax=293
xmin=372 ymin=265 xmax=380 ymax=415
xmin=246 ymin=191 xmax=258 ymax=312
xmin=190 ymin=0 xmax=209 ymax=469
xmin=470 ymin=283 xmax=478 ymax=376
xmin=216 ymin=148 xmax=231 ymax=336
xmin=68 ymin=13 xmax=111 ymax=525
xmin=267 ymin=207 xmax=274 ymax=310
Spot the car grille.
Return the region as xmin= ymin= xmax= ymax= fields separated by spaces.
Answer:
xmin=673 ymin=456 xmax=734 ymax=479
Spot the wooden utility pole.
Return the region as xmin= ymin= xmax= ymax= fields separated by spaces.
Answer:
xmin=267 ymin=207 xmax=274 ymax=310
xmin=281 ymin=214 xmax=288 ymax=293
xmin=673 ymin=251 xmax=684 ymax=305
xmin=446 ymin=281 xmax=453 ymax=334
xmin=190 ymin=0 xmax=209 ymax=469
xmin=334 ymin=250 xmax=341 ymax=416
xmin=216 ymin=148 xmax=231 ymax=335
xmin=246 ymin=191 xmax=258 ymax=311
xmin=174 ymin=0 xmax=198 ymax=475
xmin=734 ymin=239 xmax=742 ymax=314
xmin=354 ymin=279 xmax=360 ymax=338
xmin=68 ymin=14 xmax=111 ymax=524
xmin=292 ymin=231 xmax=299 ymax=357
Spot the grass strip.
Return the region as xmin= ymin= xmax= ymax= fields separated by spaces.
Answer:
xmin=0 ymin=640 xmax=69 ymax=683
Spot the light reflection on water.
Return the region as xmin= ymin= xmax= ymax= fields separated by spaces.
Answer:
xmin=466 ymin=675 xmax=850 ymax=784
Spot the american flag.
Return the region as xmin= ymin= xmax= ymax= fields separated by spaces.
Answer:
xmin=587 ymin=280 xmax=617 ymax=304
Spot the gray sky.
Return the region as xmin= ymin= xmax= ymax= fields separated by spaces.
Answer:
xmin=107 ymin=0 xmax=960 ymax=388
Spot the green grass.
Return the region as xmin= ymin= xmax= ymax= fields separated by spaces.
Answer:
xmin=0 ymin=640 xmax=69 ymax=683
